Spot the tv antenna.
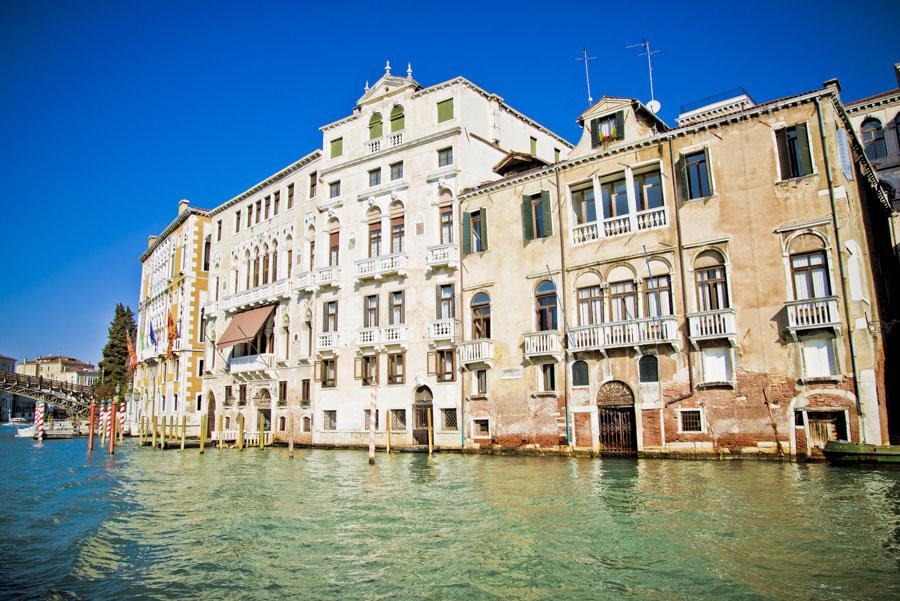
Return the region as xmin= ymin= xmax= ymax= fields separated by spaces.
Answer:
xmin=627 ymin=39 xmax=661 ymax=113
xmin=575 ymin=46 xmax=597 ymax=106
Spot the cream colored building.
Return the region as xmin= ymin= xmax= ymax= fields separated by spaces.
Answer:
xmin=134 ymin=200 xmax=212 ymax=432
xmin=16 ymin=355 xmax=95 ymax=380
xmin=458 ymin=82 xmax=893 ymax=457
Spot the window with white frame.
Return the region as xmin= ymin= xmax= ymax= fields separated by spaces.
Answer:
xmin=323 ymin=410 xmax=337 ymax=430
xmin=679 ymin=409 xmax=704 ymax=433
xmin=441 ymin=408 xmax=458 ymax=431
xmin=540 ymin=363 xmax=557 ymax=392
xmin=571 ymin=184 xmax=597 ymax=225
xmin=802 ymin=336 xmax=837 ymax=378
xmin=702 ymin=346 xmax=733 ymax=383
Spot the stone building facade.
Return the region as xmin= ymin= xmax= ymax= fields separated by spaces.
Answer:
xmin=458 ymin=83 xmax=893 ymax=458
xmin=133 ymin=200 xmax=212 ymax=433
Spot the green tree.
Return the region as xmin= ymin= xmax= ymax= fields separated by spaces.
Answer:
xmin=96 ymin=303 xmax=137 ymax=400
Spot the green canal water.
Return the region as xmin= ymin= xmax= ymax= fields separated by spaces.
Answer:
xmin=1 ymin=429 xmax=898 ymax=600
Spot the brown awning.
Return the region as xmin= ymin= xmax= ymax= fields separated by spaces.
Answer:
xmin=217 ymin=305 xmax=275 ymax=349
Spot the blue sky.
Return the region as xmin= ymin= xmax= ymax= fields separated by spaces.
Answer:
xmin=1 ymin=0 xmax=898 ymax=364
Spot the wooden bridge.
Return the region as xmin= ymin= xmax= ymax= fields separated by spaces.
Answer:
xmin=0 ymin=372 xmax=98 ymax=416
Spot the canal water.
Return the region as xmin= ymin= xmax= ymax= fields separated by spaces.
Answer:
xmin=0 ymin=429 xmax=898 ymax=601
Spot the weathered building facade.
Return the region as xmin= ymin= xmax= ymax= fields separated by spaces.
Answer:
xmin=459 ymin=84 xmax=893 ymax=458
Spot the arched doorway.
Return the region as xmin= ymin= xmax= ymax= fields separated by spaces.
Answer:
xmin=206 ymin=392 xmax=216 ymax=433
xmin=596 ymin=380 xmax=637 ymax=454
xmin=413 ymin=386 xmax=433 ymax=445
xmin=256 ymin=388 xmax=272 ymax=431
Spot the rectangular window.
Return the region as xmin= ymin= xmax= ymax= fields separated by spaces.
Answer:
xmin=702 ymin=347 xmax=733 ymax=383
xmin=437 ymin=284 xmax=455 ymax=319
xmin=530 ymin=136 xmax=537 ymax=155
xmin=473 ymin=418 xmax=490 ymax=437
xmin=791 ymin=251 xmax=831 ymax=300
xmin=440 ymin=206 xmax=454 ymax=244
xmin=471 ymin=210 xmax=486 ymax=252
xmin=323 ymin=301 xmax=338 ymax=332
xmin=198 ymin=359 xmax=204 ymax=377
xmin=278 ymin=380 xmax=287 ymax=403
xmin=697 ymin=266 xmax=729 ymax=311
xmin=390 ymin=409 xmax=407 ymax=431
xmin=577 ymin=286 xmax=604 ymax=326
xmin=225 ymin=385 xmax=233 ymax=402
xmin=684 ymin=150 xmax=712 ymax=199
xmin=329 ymin=181 xmax=341 ymax=199
xmin=309 ymin=172 xmax=317 ymax=197
xmin=247 ymin=204 xmax=253 ymax=226
xmin=256 ymin=200 xmax=262 ymax=224
xmin=601 ymin=176 xmax=629 ymax=217
xmin=554 ymin=148 xmax=561 ymax=162
xmin=476 ymin=369 xmax=487 ymax=395
xmin=301 ymin=379 xmax=310 ymax=403
xmin=368 ymin=168 xmax=381 ymax=187
xmin=644 ymin=275 xmax=672 ymax=317
xmin=368 ymin=222 xmax=382 ymax=257
xmin=524 ymin=192 xmax=552 ymax=239
xmin=273 ymin=191 xmax=280 ymax=215
xmin=328 ymin=231 xmax=339 ymax=266
xmin=590 ymin=111 xmax=624 ymax=147
xmin=680 ymin=409 xmax=703 ymax=433
xmin=388 ymin=352 xmax=405 ymax=384
xmin=390 ymin=291 xmax=405 ymax=325
xmin=436 ymin=349 xmax=456 ymax=382
xmin=360 ymin=355 xmax=378 ymax=386
xmin=437 ymin=98 xmax=454 ymax=122
xmin=216 ymin=220 xmax=223 ymax=241
xmin=364 ymin=409 xmax=379 ymax=431
xmin=287 ymin=184 xmax=294 ymax=209
xmin=803 ymin=337 xmax=837 ymax=378
xmin=264 ymin=196 xmax=271 ymax=219
xmin=571 ymin=186 xmax=597 ymax=225
xmin=609 ymin=281 xmax=637 ymax=322
xmin=438 ymin=147 xmax=453 ymax=167
xmin=390 ymin=161 xmax=404 ymax=181
xmin=287 ymin=249 xmax=293 ymax=278
xmin=239 ymin=384 xmax=247 ymax=404
xmin=541 ymin=363 xmax=556 ymax=392
xmin=390 ymin=217 xmax=404 ymax=253
xmin=364 ymin=295 xmax=379 ymax=328
xmin=330 ymin=138 xmax=343 ymax=158
xmin=775 ymin=124 xmax=813 ymax=180
xmin=323 ymin=410 xmax=337 ymax=430
xmin=321 ymin=359 xmax=336 ymax=388
xmin=633 ymin=170 xmax=663 ymax=211
xmin=441 ymin=408 xmax=458 ymax=431
xmin=235 ymin=210 xmax=241 ymax=233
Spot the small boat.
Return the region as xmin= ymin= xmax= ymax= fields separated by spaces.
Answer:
xmin=6 ymin=418 xmax=29 ymax=425
xmin=823 ymin=440 xmax=900 ymax=465
xmin=15 ymin=425 xmax=35 ymax=438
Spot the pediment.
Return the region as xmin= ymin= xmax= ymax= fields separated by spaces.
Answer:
xmin=357 ymin=74 xmax=420 ymax=107
xmin=577 ymin=96 xmax=633 ymax=126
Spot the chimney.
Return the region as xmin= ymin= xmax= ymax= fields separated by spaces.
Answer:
xmin=895 ymin=63 xmax=900 ymax=88
xmin=147 ymin=235 xmax=157 ymax=248
xmin=178 ymin=199 xmax=190 ymax=215
xmin=823 ymin=78 xmax=841 ymax=94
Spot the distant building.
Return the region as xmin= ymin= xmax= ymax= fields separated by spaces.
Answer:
xmin=0 ymin=355 xmax=15 ymax=374
xmin=15 ymin=355 xmax=96 ymax=380
xmin=0 ymin=354 xmax=16 ymax=421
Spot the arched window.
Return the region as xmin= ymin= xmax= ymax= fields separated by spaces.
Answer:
xmin=789 ymin=234 xmax=831 ymax=300
xmin=390 ymin=201 xmax=405 ymax=254
xmin=644 ymin=260 xmax=672 ymax=317
xmin=390 ymin=105 xmax=405 ymax=132
xmin=261 ymin=244 xmax=270 ymax=285
xmin=471 ymin=292 xmax=491 ymax=338
xmin=694 ymin=250 xmax=729 ymax=311
xmin=367 ymin=207 xmax=382 ymax=258
xmin=252 ymin=247 xmax=261 ymax=288
xmin=369 ymin=112 xmax=383 ymax=140
xmin=271 ymin=241 xmax=278 ymax=281
xmin=861 ymin=118 xmax=887 ymax=160
xmin=535 ymin=280 xmax=558 ymax=331
xmin=278 ymin=416 xmax=286 ymax=431
xmin=572 ymin=360 xmax=589 ymax=386
xmin=639 ymin=355 xmax=659 ymax=383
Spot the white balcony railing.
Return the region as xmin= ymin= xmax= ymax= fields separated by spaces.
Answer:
xmin=295 ymin=271 xmax=313 ymax=291
xmin=786 ymin=296 xmax=840 ymax=331
xmin=425 ymin=244 xmax=457 ymax=269
xmin=221 ymin=279 xmax=292 ymax=312
xmin=636 ymin=206 xmax=668 ymax=231
xmin=313 ymin=266 xmax=341 ymax=288
xmin=572 ymin=222 xmax=601 ymax=245
xmin=356 ymin=327 xmax=380 ymax=347
xmin=524 ymin=331 xmax=562 ymax=358
xmin=354 ymin=253 xmax=407 ymax=280
xmin=567 ymin=316 xmax=679 ymax=353
xmin=381 ymin=325 xmax=408 ymax=346
xmin=228 ymin=354 xmax=274 ymax=374
xmin=428 ymin=319 xmax=459 ymax=341
xmin=458 ymin=339 xmax=493 ymax=365
xmin=603 ymin=215 xmax=632 ymax=237
xmin=688 ymin=308 xmax=737 ymax=341
xmin=387 ymin=132 xmax=404 ymax=147
xmin=316 ymin=332 xmax=339 ymax=353
xmin=367 ymin=138 xmax=382 ymax=154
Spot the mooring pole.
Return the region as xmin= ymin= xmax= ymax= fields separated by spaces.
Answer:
xmin=288 ymin=415 xmax=295 ymax=459
xmin=427 ymin=407 xmax=433 ymax=456
xmin=99 ymin=401 xmax=106 ymax=446
xmin=386 ymin=410 xmax=391 ymax=454
xmin=152 ymin=415 xmax=158 ymax=448
xmin=237 ymin=414 xmax=244 ymax=450
xmin=199 ymin=414 xmax=206 ymax=454
xmin=87 ymin=402 xmax=96 ymax=452
xmin=217 ymin=414 xmax=223 ymax=450
xmin=161 ymin=415 xmax=167 ymax=450
xmin=258 ymin=414 xmax=264 ymax=450
xmin=181 ymin=414 xmax=187 ymax=450
xmin=109 ymin=401 xmax=118 ymax=455
xmin=368 ymin=391 xmax=376 ymax=465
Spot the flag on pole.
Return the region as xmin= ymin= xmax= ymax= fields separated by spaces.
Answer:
xmin=125 ymin=330 xmax=138 ymax=373
xmin=149 ymin=322 xmax=157 ymax=347
xmin=166 ymin=310 xmax=177 ymax=360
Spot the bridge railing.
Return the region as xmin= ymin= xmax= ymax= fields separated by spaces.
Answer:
xmin=0 ymin=371 xmax=98 ymax=399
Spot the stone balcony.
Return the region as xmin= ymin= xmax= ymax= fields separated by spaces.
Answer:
xmin=316 ymin=332 xmax=339 ymax=355
xmin=524 ymin=330 xmax=562 ymax=359
xmin=784 ymin=296 xmax=841 ymax=340
xmin=428 ymin=319 xmax=459 ymax=343
xmin=354 ymin=325 xmax=408 ymax=349
xmin=354 ymin=253 xmax=407 ymax=281
xmin=355 ymin=327 xmax=380 ymax=349
xmin=457 ymin=339 xmax=493 ymax=367
xmin=572 ymin=206 xmax=669 ymax=245
xmin=425 ymin=243 xmax=457 ymax=270
xmin=312 ymin=266 xmax=341 ymax=289
xmin=567 ymin=316 xmax=679 ymax=356
xmin=228 ymin=353 xmax=274 ymax=380
xmin=687 ymin=308 xmax=737 ymax=348
xmin=221 ymin=279 xmax=292 ymax=313
xmin=366 ymin=132 xmax=404 ymax=154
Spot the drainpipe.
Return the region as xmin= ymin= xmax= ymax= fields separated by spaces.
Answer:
xmin=666 ymin=138 xmax=696 ymax=408
xmin=554 ymin=167 xmax=572 ymax=447
xmin=815 ymin=96 xmax=865 ymax=441
xmin=457 ymin=195 xmax=466 ymax=449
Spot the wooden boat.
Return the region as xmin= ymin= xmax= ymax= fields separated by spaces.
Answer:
xmin=823 ymin=440 xmax=900 ymax=465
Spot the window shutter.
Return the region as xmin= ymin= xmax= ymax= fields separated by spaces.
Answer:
xmin=435 ymin=285 xmax=442 ymax=320
xmin=427 ymin=351 xmax=437 ymax=375
xmin=462 ymin=212 xmax=471 ymax=255
xmin=438 ymin=99 xmax=453 ymax=122
xmin=314 ymin=361 xmax=321 ymax=381
xmin=480 ymin=208 xmax=488 ymax=250
xmin=677 ymin=156 xmax=689 ymax=201
xmin=796 ymin=123 xmax=813 ymax=177
xmin=521 ymin=196 xmax=534 ymax=242
xmin=702 ymin=148 xmax=713 ymax=195
xmin=775 ymin=129 xmax=791 ymax=180
xmin=354 ymin=357 xmax=362 ymax=380
xmin=391 ymin=107 xmax=404 ymax=132
xmin=540 ymin=191 xmax=553 ymax=236
xmin=614 ymin=111 xmax=625 ymax=140
xmin=590 ymin=118 xmax=600 ymax=148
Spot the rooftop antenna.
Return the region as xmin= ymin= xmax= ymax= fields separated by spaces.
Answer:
xmin=627 ymin=39 xmax=661 ymax=113
xmin=575 ymin=46 xmax=597 ymax=106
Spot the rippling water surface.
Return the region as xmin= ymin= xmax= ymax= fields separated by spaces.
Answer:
xmin=0 ymin=428 xmax=898 ymax=600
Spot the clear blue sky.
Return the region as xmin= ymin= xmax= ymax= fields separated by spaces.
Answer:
xmin=1 ymin=0 xmax=898 ymax=365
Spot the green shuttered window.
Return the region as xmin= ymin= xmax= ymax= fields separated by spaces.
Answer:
xmin=775 ymin=123 xmax=813 ymax=180
xmin=437 ymin=99 xmax=454 ymax=123
xmin=521 ymin=191 xmax=552 ymax=241
xmin=330 ymin=137 xmax=343 ymax=158
xmin=390 ymin=106 xmax=404 ymax=132
xmin=369 ymin=114 xmax=383 ymax=140
xmin=462 ymin=208 xmax=488 ymax=255
xmin=590 ymin=111 xmax=625 ymax=147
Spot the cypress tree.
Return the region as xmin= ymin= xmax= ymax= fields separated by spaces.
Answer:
xmin=96 ymin=303 xmax=137 ymax=399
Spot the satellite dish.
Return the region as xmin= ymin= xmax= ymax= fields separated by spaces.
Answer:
xmin=647 ymin=99 xmax=661 ymax=114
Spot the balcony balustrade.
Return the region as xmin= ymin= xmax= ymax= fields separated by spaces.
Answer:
xmin=785 ymin=296 xmax=840 ymax=339
xmin=355 ymin=327 xmax=380 ymax=348
xmin=313 ymin=266 xmax=341 ymax=289
xmin=380 ymin=324 xmax=408 ymax=347
xmin=457 ymin=339 xmax=493 ymax=366
xmin=354 ymin=253 xmax=407 ymax=280
xmin=572 ymin=222 xmax=600 ymax=245
xmin=524 ymin=331 xmax=562 ymax=359
xmin=295 ymin=271 xmax=314 ymax=292
xmin=221 ymin=279 xmax=292 ymax=312
xmin=428 ymin=319 xmax=459 ymax=342
xmin=567 ymin=316 xmax=679 ymax=355
xmin=636 ymin=206 xmax=668 ymax=231
xmin=228 ymin=353 xmax=274 ymax=376
xmin=687 ymin=308 xmax=737 ymax=348
xmin=316 ymin=332 xmax=339 ymax=354
xmin=425 ymin=244 xmax=457 ymax=269
xmin=603 ymin=215 xmax=632 ymax=237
